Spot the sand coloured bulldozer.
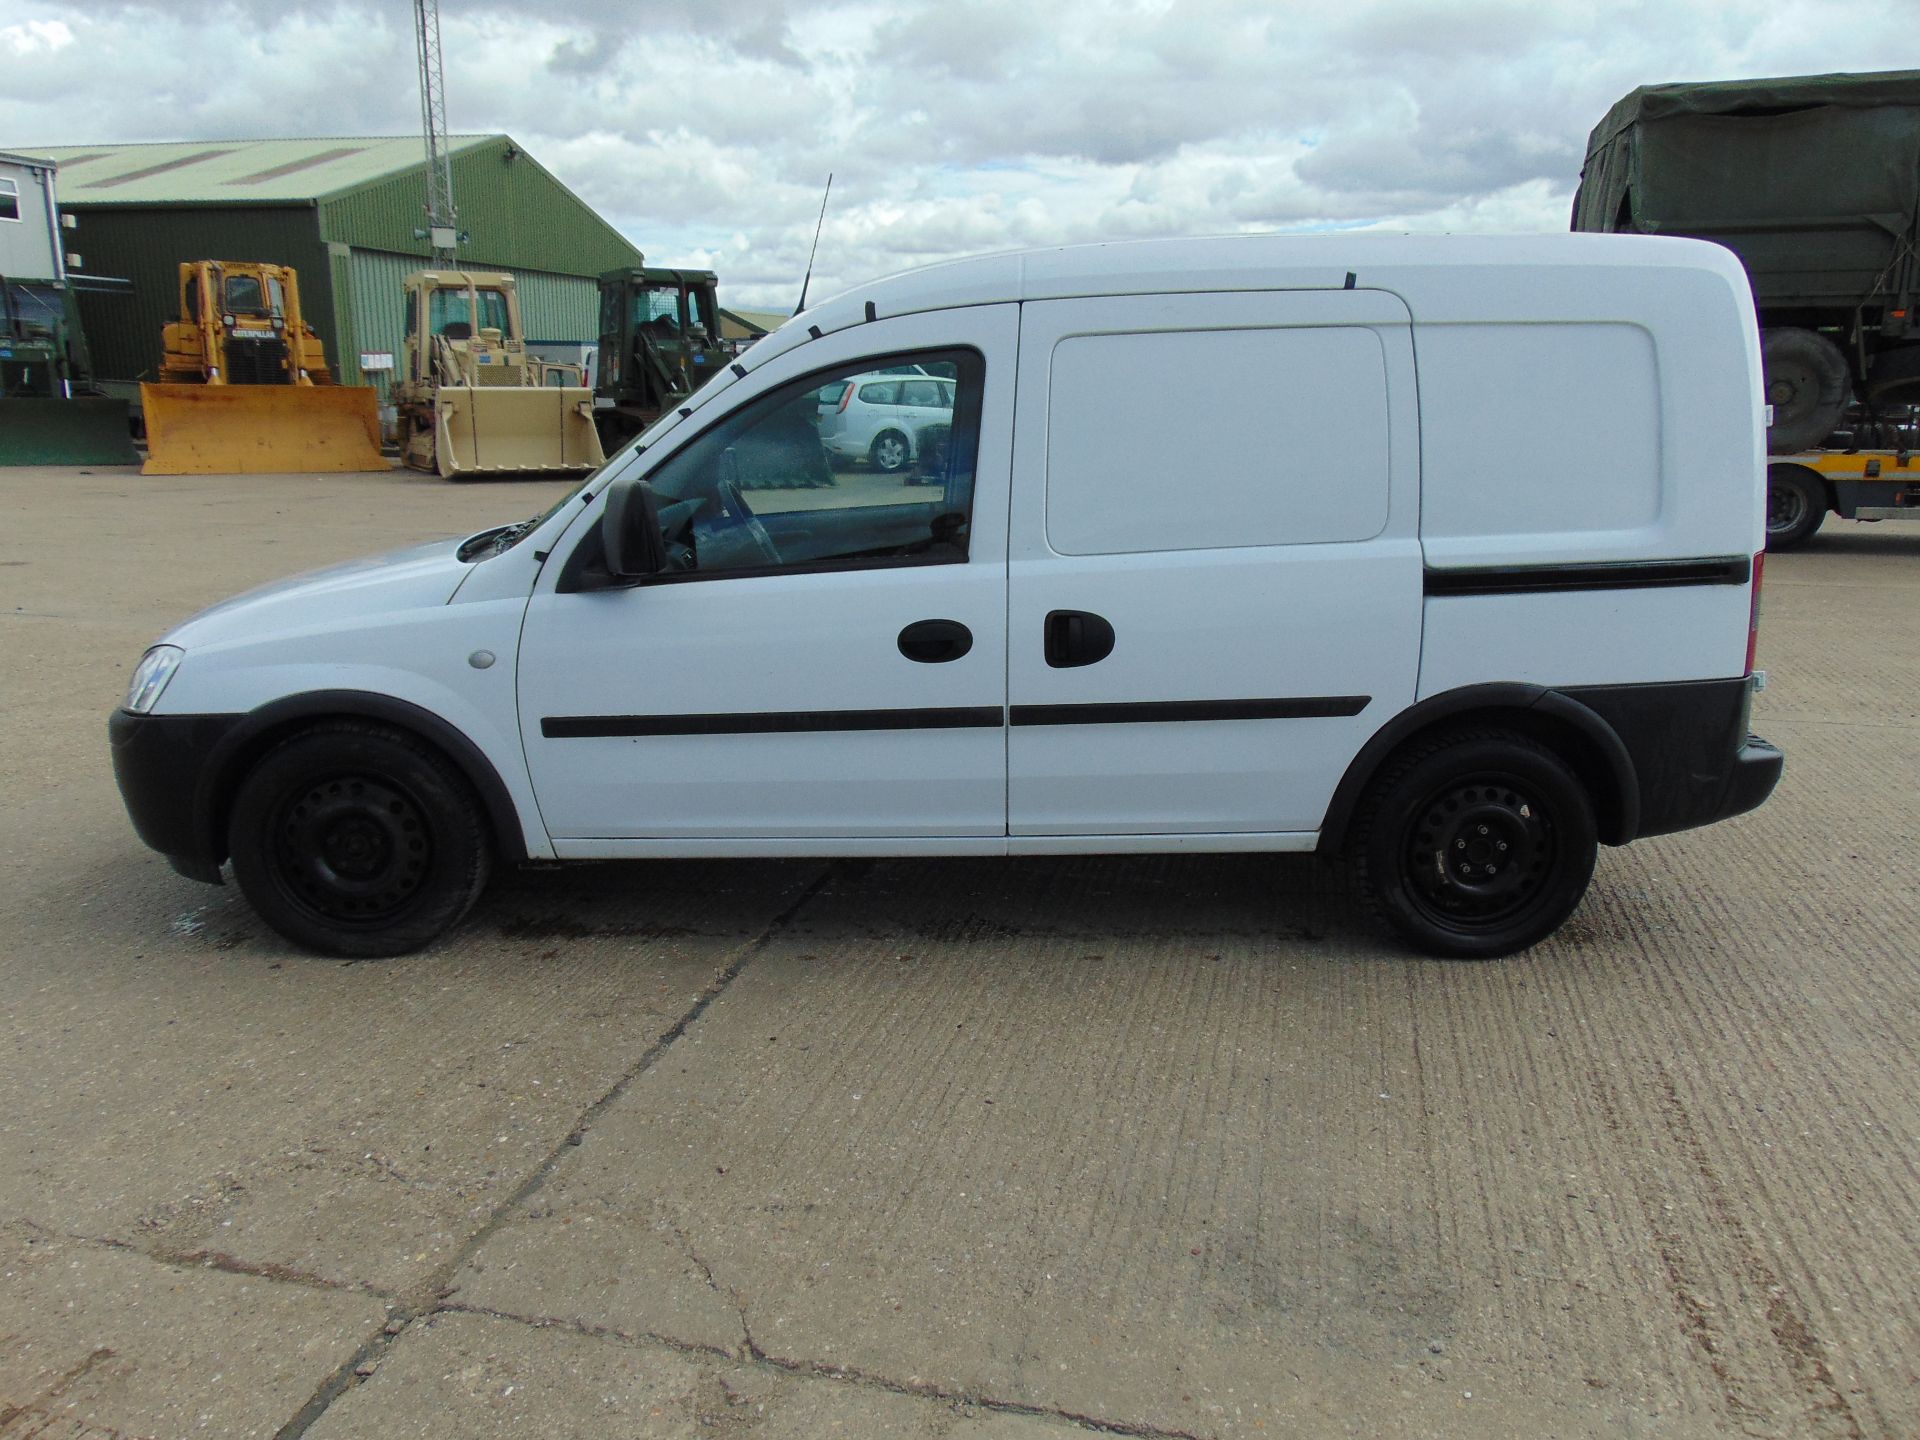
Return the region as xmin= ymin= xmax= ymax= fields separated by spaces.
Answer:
xmin=140 ymin=261 xmax=385 ymax=475
xmin=394 ymin=270 xmax=604 ymax=479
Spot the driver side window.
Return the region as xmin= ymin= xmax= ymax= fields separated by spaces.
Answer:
xmin=643 ymin=348 xmax=984 ymax=580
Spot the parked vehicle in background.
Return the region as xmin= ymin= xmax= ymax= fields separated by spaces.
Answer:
xmin=110 ymin=232 xmax=1780 ymax=963
xmin=0 ymin=150 xmax=136 ymax=467
xmin=140 ymin=260 xmax=384 ymax=476
xmin=593 ymin=266 xmax=729 ymax=451
xmin=1574 ymin=70 xmax=1920 ymax=452
xmin=1766 ymin=406 xmax=1920 ymax=548
xmin=818 ymin=369 xmax=957 ymax=471
xmin=395 ymin=269 xmax=603 ymax=479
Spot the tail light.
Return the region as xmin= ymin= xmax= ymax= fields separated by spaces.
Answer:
xmin=1745 ymin=550 xmax=1764 ymax=675
xmin=837 ymin=383 xmax=854 ymax=413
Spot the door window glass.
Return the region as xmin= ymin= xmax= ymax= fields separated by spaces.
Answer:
xmin=640 ymin=349 xmax=984 ymax=579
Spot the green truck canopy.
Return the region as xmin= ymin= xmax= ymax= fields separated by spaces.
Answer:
xmin=1572 ymin=70 xmax=1920 ymax=311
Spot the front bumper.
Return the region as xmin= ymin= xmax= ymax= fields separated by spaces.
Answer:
xmin=108 ymin=709 xmax=241 ymax=883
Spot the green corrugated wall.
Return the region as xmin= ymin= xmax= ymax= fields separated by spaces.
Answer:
xmin=64 ymin=205 xmax=331 ymax=384
xmin=317 ymin=137 xmax=641 ymax=277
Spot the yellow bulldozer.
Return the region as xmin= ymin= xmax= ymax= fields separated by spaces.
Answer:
xmin=140 ymin=260 xmax=385 ymax=476
xmin=394 ymin=270 xmax=604 ymax=479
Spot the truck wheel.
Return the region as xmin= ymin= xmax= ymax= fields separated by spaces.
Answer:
xmin=1763 ymin=328 xmax=1850 ymax=454
xmin=869 ymin=430 xmax=910 ymax=472
xmin=227 ymin=722 xmax=491 ymax=958
xmin=1348 ymin=729 xmax=1597 ymax=960
xmin=1765 ymin=464 xmax=1827 ymax=551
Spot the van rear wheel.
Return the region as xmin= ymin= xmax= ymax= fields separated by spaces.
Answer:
xmin=227 ymin=722 xmax=491 ymax=958
xmin=1349 ymin=729 xmax=1597 ymax=959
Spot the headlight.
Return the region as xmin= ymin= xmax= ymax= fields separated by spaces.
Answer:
xmin=124 ymin=645 xmax=183 ymax=714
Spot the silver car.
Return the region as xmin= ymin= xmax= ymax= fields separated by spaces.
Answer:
xmin=817 ymin=371 xmax=957 ymax=472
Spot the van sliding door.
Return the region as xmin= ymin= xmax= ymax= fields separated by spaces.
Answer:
xmin=1005 ymin=290 xmax=1423 ymax=838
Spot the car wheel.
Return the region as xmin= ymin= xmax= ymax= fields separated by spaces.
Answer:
xmin=870 ymin=430 xmax=910 ymax=472
xmin=227 ymin=721 xmax=491 ymax=958
xmin=1765 ymin=464 xmax=1826 ymax=551
xmin=1762 ymin=328 xmax=1850 ymax=454
xmin=1348 ymin=729 xmax=1597 ymax=959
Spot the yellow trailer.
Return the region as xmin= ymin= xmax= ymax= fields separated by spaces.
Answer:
xmin=140 ymin=261 xmax=385 ymax=475
xmin=1767 ymin=448 xmax=1920 ymax=550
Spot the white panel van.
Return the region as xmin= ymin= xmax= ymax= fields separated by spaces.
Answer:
xmin=110 ymin=234 xmax=1782 ymax=960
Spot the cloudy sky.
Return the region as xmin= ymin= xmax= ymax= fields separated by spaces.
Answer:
xmin=2 ymin=0 xmax=1913 ymax=309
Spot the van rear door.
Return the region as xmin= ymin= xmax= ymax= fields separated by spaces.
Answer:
xmin=1006 ymin=289 xmax=1423 ymax=838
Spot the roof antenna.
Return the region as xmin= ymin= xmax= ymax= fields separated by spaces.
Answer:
xmin=793 ymin=172 xmax=832 ymax=316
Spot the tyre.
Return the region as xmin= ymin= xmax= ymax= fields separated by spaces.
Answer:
xmin=1349 ymin=729 xmax=1598 ymax=959
xmin=1762 ymin=328 xmax=1850 ymax=454
xmin=869 ymin=430 xmax=910 ymax=472
xmin=227 ymin=722 xmax=492 ymax=958
xmin=1765 ymin=464 xmax=1826 ymax=551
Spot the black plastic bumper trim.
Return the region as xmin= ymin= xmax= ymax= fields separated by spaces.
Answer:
xmin=1560 ymin=678 xmax=1781 ymax=839
xmin=1425 ymin=555 xmax=1752 ymax=596
xmin=109 ymin=709 xmax=242 ymax=883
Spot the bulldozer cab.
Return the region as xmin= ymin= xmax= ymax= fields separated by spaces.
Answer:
xmin=405 ymin=272 xmax=527 ymax=386
xmin=594 ymin=267 xmax=726 ymax=447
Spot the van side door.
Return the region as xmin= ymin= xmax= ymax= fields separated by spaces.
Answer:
xmin=517 ymin=305 xmax=1016 ymax=846
xmin=1006 ymin=289 xmax=1422 ymax=838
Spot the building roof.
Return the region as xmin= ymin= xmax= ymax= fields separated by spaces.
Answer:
xmin=26 ymin=135 xmax=496 ymax=205
xmin=720 ymin=307 xmax=789 ymax=339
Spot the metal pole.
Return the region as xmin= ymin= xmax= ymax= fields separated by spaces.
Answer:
xmin=414 ymin=0 xmax=458 ymax=267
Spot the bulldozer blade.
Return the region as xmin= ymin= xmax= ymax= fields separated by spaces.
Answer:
xmin=140 ymin=383 xmax=387 ymax=476
xmin=0 ymin=397 xmax=138 ymax=466
xmin=433 ymin=386 xmax=605 ymax=479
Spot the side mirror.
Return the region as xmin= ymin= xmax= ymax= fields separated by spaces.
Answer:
xmin=601 ymin=475 xmax=667 ymax=580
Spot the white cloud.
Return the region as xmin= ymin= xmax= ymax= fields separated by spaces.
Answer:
xmin=2 ymin=0 xmax=1916 ymax=306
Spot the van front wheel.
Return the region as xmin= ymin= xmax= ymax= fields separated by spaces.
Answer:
xmin=227 ymin=722 xmax=491 ymax=958
xmin=1349 ymin=730 xmax=1597 ymax=959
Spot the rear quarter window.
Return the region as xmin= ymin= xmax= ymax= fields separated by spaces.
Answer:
xmin=1044 ymin=326 xmax=1391 ymax=555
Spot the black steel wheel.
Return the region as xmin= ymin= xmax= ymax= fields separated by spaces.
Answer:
xmin=227 ymin=722 xmax=491 ymax=958
xmin=1762 ymin=328 xmax=1851 ymax=454
xmin=1765 ymin=464 xmax=1826 ymax=551
xmin=869 ymin=430 xmax=910 ymax=472
xmin=1349 ymin=729 xmax=1597 ymax=959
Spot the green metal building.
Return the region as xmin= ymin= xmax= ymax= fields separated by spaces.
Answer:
xmin=29 ymin=135 xmax=641 ymax=399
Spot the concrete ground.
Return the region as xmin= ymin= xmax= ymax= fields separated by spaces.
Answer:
xmin=2 ymin=462 xmax=1917 ymax=1439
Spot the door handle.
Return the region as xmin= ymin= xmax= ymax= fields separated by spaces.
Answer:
xmin=1044 ymin=610 xmax=1115 ymax=668
xmin=898 ymin=618 xmax=974 ymax=663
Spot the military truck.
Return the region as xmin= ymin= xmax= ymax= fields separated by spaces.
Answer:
xmin=1574 ymin=70 xmax=1920 ymax=452
xmin=592 ymin=266 xmax=729 ymax=450
xmin=0 ymin=150 xmax=135 ymax=466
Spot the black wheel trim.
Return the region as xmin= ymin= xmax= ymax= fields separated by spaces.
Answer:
xmin=1401 ymin=771 xmax=1560 ymax=930
xmin=268 ymin=772 xmax=434 ymax=927
xmin=1767 ymin=480 xmax=1809 ymax=534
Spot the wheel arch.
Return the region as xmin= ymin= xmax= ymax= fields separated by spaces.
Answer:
xmin=196 ymin=690 xmax=531 ymax=870
xmin=1317 ymin=683 xmax=1641 ymax=854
